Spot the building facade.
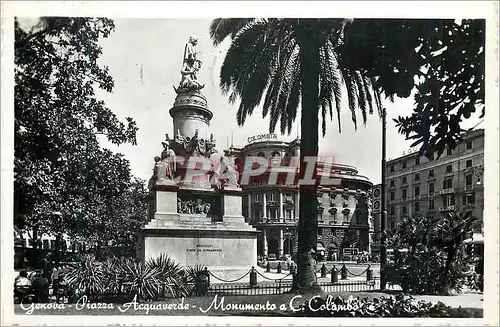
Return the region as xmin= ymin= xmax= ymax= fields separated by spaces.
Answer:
xmin=372 ymin=129 xmax=484 ymax=252
xmin=226 ymin=137 xmax=374 ymax=261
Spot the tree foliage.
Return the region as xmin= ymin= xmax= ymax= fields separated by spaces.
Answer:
xmin=340 ymin=19 xmax=485 ymax=159
xmin=210 ymin=18 xmax=380 ymax=136
xmin=211 ymin=19 xmax=485 ymax=160
xmin=14 ymin=17 xmax=145 ymax=252
xmin=385 ymin=212 xmax=478 ymax=295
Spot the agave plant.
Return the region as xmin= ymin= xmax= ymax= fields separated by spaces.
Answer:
xmin=184 ymin=263 xmax=205 ymax=283
xmin=120 ymin=259 xmax=162 ymax=301
xmin=146 ymin=253 xmax=189 ymax=298
xmin=65 ymin=254 xmax=105 ymax=298
xmin=101 ymin=256 xmax=124 ymax=295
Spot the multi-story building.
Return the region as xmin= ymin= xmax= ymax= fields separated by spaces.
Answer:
xmin=372 ymin=129 xmax=484 ymax=251
xmin=226 ymin=136 xmax=374 ymax=261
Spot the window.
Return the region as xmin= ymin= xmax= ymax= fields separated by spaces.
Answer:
xmin=402 ymin=161 xmax=407 ymax=169
xmin=446 ymin=165 xmax=453 ymax=173
xmin=466 ymin=174 xmax=473 ymax=186
xmin=389 ymin=180 xmax=395 ymax=187
xmin=285 ymin=209 xmax=292 ymax=220
xmin=414 ymin=173 xmax=420 ymax=181
xmin=390 ymin=206 xmax=395 ymax=215
xmin=50 ymin=240 xmax=56 ymax=250
xmin=443 ymin=177 xmax=453 ymax=189
xmin=415 ymin=157 xmax=420 ymax=165
xmin=269 ymin=193 xmax=276 ymax=201
xmin=414 ymin=202 xmax=420 ymax=212
xmin=402 ymin=188 xmax=407 ymax=200
xmin=429 ymin=169 xmax=435 ymax=178
xmin=43 ymin=240 xmax=49 ymax=250
xmin=402 ymin=176 xmax=407 ymax=184
xmin=463 ymin=193 xmax=476 ymax=205
xmin=255 ymin=193 xmax=260 ymax=202
xmin=445 ymin=195 xmax=455 ymax=207
xmin=429 ymin=199 xmax=435 ymax=210
xmin=466 ymin=159 xmax=473 ymax=168
xmin=318 ymin=228 xmax=323 ymax=236
xmin=466 ymin=141 xmax=473 ymax=150
xmin=390 ymin=191 xmax=395 ymax=201
xmin=390 ymin=165 xmax=395 ymax=172
xmin=270 ymin=208 xmax=277 ymax=219
xmin=446 ymin=148 xmax=453 ymax=155
xmin=390 ymin=221 xmax=396 ymax=230
xmin=428 ymin=182 xmax=435 ymax=194
xmin=414 ymin=186 xmax=420 ymax=196
xmin=402 ymin=205 xmax=407 ymax=214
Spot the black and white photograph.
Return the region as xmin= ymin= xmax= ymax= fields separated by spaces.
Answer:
xmin=1 ymin=1 xmax=499 ymax=326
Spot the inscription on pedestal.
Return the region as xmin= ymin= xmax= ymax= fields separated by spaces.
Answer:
xmin=186 ymin=244 xmax=223 ymax=253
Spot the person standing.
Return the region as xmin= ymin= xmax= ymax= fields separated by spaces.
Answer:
xmin=14 ymin=270 xmax=32 ymax=303
xmin=31 ymin=270 xmax=49 ymax=303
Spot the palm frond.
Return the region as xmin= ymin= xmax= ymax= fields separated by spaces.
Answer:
xmin=272 ymin=42 xmax=300 ymax=134
xmin=354 ymin=70 xmax=368 ymax=125
xmin=283 ymin=55 xmax=301 ymax=135
xmin=342 ymin=69 xmax=359 ymax=130
xmin=209 ymin=18 xmax=256 ymax=46
xmin=362 ymin=75 xmax=375 ymax=115
xmin=219 ymin=20 xmax=287 ymax=127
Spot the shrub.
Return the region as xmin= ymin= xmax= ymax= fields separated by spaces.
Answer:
xmin=65 ymin=254 xmax=105 ymax=300
xmin=146 ymin=253 xmax=189 ymax=297
xmin=296 ymin=295 xmax=483 ymax=317
xmin=65 ymin=253 xmax=191 ymax=302
xmin=385 ymin=212 xmax=479 ymax=295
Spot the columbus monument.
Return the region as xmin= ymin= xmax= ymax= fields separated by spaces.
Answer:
xmin=137 ymin=36 xmax=257 ymax=278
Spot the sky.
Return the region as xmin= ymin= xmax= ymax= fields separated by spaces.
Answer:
xmin=93 ymin=18 xmax=482 ymax=185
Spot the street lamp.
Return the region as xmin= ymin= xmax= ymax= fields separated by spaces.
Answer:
xmin=380 ymin=108 xmax=387 ymax=291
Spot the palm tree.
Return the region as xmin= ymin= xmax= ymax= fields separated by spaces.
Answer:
xmin=210 ymin=18 xmax=382 ymax=291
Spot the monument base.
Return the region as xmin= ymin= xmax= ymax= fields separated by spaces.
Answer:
xmin=138 ymin=221 xmax=258 ymax=276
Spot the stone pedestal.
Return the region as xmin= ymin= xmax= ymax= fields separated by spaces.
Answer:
xmin=138 ymin=184 xmax=258 ymax=279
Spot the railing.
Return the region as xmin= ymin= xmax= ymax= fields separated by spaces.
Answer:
xmin=42 ymin=264 xmax=380 ymax=304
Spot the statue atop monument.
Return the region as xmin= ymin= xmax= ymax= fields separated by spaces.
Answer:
xmin=174 ymin=35 xmax=205 ymax=94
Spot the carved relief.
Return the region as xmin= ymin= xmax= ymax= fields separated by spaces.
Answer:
xmin=177 ymin=193 xmax=219 ymax=218
xmin=166 ymin=129 xmax=217 ymax=158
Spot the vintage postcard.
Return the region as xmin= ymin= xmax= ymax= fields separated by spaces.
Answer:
xmin=1 ymin=1 xmax=499 ymax=326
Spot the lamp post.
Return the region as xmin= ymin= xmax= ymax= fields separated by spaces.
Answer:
xmin=475 ymin=166 xmax=484 ymax=233
xmin=380 ymin=108 xmax=387 ymax=291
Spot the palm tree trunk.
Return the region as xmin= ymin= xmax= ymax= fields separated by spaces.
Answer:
xmin=294 ymin=46 xmax=321 ymax=292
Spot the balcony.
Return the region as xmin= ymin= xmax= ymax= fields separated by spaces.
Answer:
xmin=439 ymin=205 xmax=455 ymax=212
xmin=439 ymin=188 xmax=455 ymax=195
xmin=464 ymin=184 xmax=475 ymax=191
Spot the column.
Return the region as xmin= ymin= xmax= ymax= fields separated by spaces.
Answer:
xmin=247 ymin=193 xmax=252 ymax=221
xmin=278 ymin=229 xmax=284 ymax=258
xmin=263 ymin=228 xmax=268 ymax=257
xmin=279 ymin=191 xmax=284 ymax=222
xmin=263 ymin=192 xmax=267 ymax=219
